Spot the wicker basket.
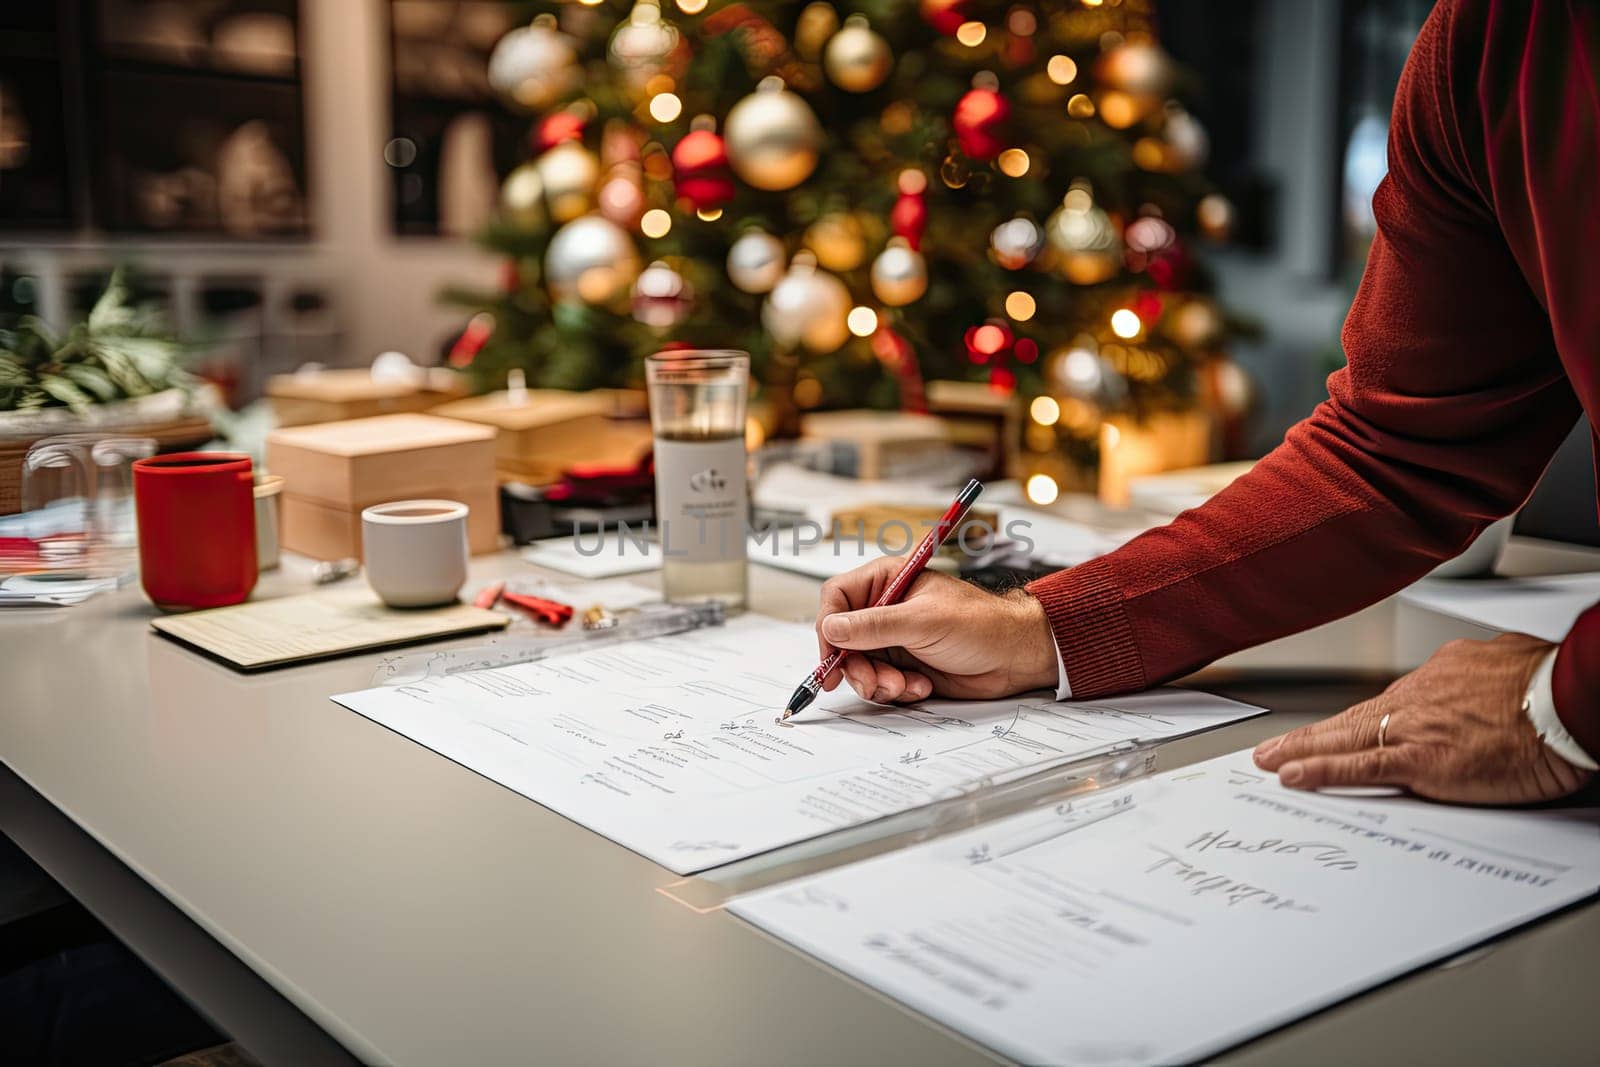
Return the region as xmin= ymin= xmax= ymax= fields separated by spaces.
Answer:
xmin=0 ymin=394 xmax=218 ymax=515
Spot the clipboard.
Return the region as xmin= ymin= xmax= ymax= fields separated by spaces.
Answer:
xmin=151 ymin=588 xmax=510 ymax=671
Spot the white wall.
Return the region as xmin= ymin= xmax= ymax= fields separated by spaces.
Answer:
xmin=299 ymin=0 xmax=499 ymax=363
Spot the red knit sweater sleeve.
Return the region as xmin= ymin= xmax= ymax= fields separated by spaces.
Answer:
xmin=1026 ymin=0 xmax=1581 ymax=698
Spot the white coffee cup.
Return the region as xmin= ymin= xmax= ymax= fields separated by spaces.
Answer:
xmin=361 ymin=499 xmax=470 ymax=608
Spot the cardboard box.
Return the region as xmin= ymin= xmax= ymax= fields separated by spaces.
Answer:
xmin=432 ymin=388 xmax=652 ymax=485
xmin=267 ymin=368 xmax=467 ymax=427
xmin=266 ymin=414 xmax=499 ymax=559
xmin=800 ymin=410 xmax=952 ymax=480
xmin=924 ymin=380 xmax=1022 ymax=481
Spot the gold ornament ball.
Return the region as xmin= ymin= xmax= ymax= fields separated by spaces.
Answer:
xmin=488 ymin=18 xmax=579 ymax=112
xmin=1196 ymin=193 xmax=1235 ymax=241
xmin=870 ymin=240 xmax=927 ymax=306
xmin=1209 ymin=357 xmax=1254 ymax=416
xmin=763 ymin=259 xmax=851 ymax=352
xmin=1161 ymin=105 xmax=1210 ymax=172
xmin=727 ymin=229 xmax=787 ymax=294
xmin=795 ymin=1 xmax=839 ymax=61
xmin=608 ymin=1 xmax=681 ymax=96
xmin=1094 ymin=41 xmax=1175 ymax=98
xmin=500 ymin=162 xmax=546 ymax=228
xmin=545 ymin=215 xmax=642 ymax=308
xmin=804 ymin=212 xmax=867 ymax=272
xmin=537 ymin=140 xmax=600 ymax=223
xmin=1169 ymin=298 xmax=1224 ymax=349
xmin=1047 ymin=196 xmax=1121 ymax=285
xmin=824 ymin=17 xmax=893 ymax=94
xmin=724 ymin=80 xmax=822 ymax=191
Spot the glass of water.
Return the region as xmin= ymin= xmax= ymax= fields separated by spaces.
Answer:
xmin=645 ymin=349 xmax=749 ymax=608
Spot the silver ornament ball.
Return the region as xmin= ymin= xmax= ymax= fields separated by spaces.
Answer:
xmin=632 ymin=260 xmax=693 ymax=327
xmin=727 ymin=230 xmax=787 ymax=294
xmin=990 ymin=217 xmax=1044 ymax=270
xmin=488 ymin=19 xmax=579 ymax=111
xmin=724 ymin=79 xmax=823 ymax=191
xmin=824 ymin=17 xmax=893 ymax=93
xmin=545 ymin=215 xmax=642 ymax=307
xmin=870 ymin=240 xmax=928 ymax=306
xmin=763 ymin=259 xmax=851 ymax=352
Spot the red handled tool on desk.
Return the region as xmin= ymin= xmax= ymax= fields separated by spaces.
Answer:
xmin=780 ymin=477 xmax=984 ymax=723
xmin=474 ymin=581 xmax=575 ymax=626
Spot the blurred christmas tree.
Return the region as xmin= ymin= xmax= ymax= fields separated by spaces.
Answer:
xmin=445 ymin=0 xmax=1242 ymax=459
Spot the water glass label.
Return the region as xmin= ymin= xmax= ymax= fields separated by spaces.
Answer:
xmin=653 ymin=438 xmax=748 ymax=564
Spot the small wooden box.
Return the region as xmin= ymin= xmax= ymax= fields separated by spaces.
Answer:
xmin=266 ymin=413 xmax=500 ymax=559
xmin=432 ymin=388 xmax=652 ymax=485
xmin=267 ymin=368 xmax=467 ymax=427
xmin=924 ymin=380 xmax=1022 ymax=481
xmin=800 ymin=410 xmax=951 ymax=480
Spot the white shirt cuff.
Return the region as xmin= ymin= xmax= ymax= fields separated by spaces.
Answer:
xmin=1525 ymin=648 xmax=1599 ymax=771
xmin=1050 ymin=629 xmax=1072 ymax=701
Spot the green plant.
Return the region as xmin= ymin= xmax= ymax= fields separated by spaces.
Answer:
xmin=0 ymin=271 xmax=192 ymax=415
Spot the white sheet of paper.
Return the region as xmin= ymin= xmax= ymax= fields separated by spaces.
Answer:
xmin=521 ymin=532 xmax=661 ymax=578
xmin=1399 ymin=571 xmax=1600 ymax=643
xmin=332 ymin=616 xmax=1263 ymax=874
xmin=747 ymin=535 xmax=890 ymax=579
xmin=734 ymin=749 xmax=1600 ymax=1066
xmin=1001 ymin=508 xmax=1144 ymax=567
xmin=752 ymin=464 xmax=1023 ymax=524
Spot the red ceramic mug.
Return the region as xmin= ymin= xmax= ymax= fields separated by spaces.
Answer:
xmin=133 ymin=452 xmax=257 ymax=610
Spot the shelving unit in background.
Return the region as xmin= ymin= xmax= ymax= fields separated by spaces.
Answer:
xmin=0 ymin=2 xmax=339 ymax=405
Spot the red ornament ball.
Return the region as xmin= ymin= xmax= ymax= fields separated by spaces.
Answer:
xmin=920 ymin=0 xmax=970 ymax=36
xmin=890 ymin=192 xmax=928 ymax=249
xmin=672 ymin=128 xmax=728 ymax=173
xmin=534 ymin=111 xmax=587 ymax=154
xmin=953 ymin=87 xmax=1011 ymax=161
xmin=1133 ymin=291 xmax=1163 ymax=323
xmin=677 ymin=173 xmax=736 ymax=211
xmin=671 ymin=128 xmax=735 ymax=211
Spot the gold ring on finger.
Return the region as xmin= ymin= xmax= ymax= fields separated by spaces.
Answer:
xmin=1377 ymin=712 xmax=1391 ymax=749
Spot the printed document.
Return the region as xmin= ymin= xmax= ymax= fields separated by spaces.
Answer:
xmin=333 ymin=616 xmax=1262 ymax=874
xmin=734 ymin=749 xmax=1600 ymax=1065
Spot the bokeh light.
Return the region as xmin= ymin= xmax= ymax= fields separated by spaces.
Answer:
xmin=1110 ymin=308 xmax=1141 ymax=338
xmin=972 ymin=324 xmax=1008 ymax=355
xmin=641 ymin=208 xmax=672 ymax=238
xmin=847 ymin=306 xmax=878 ymax=336
xmin=998 ymin=148 xmax=1030 ymax=177
xmin=648 ymin=92 xmax=683 ymax=122
xmin=1005 ymin=291 xmax=1036 ymax=321
xmin=1026 ymin=473 xmax=1060 ymax=505
xmin=1030 ymin=395 xmax=1060 ymax=426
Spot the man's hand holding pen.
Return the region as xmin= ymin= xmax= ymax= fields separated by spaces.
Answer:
xmin=812 ymin=556 xmax=1059 ymax=703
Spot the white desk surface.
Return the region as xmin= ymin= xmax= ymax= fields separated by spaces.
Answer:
xmin=2 ymin=533 xmax=1597 ymax=1065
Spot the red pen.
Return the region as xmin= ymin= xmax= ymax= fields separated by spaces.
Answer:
xmin=781 ymin=478 xmax=984 ymax=722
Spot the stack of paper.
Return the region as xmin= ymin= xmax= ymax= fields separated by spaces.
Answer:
xmin=1399 ymin=572 xmax=1600 ymax=643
